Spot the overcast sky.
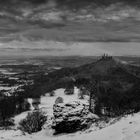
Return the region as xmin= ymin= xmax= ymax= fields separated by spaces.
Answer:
xmin=0 ymin=0 xmax=140 ymax=57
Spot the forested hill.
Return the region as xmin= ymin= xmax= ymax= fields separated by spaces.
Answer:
xmin=26 ymin=56 xmax=140 ymax=98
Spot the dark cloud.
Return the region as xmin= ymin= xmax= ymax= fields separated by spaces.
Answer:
xmin=0 ymin=0 xmax=139 ymax=9
xmin=0 ymin=0 xmax=49 ymax=7
xmin=0 ymin=0 xmax=139 ymax=5
xmin=0 ymin=0 xmax=47 ymax=4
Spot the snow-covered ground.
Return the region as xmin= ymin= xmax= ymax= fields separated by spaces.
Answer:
xmin=0 ymin=69 xmax=17 ymax=75
xmin=39 ymin=88 xmax=89 ymax=116
xmin=1 ymin=112 xmax=140 ymax=140
xmin=14 ymin=87 xmax=89 ymax=125
xmin=1 ymin=88 xmax=140 ymax=140
xmin=0 ymin=86 xmax=19 ymax=91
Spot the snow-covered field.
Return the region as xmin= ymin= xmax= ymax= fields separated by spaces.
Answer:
xmin=39 ymin=88 xmax=89 ymax=115
xmin=14 ymin=87 xmax=89 ymax=125
xmin=1 ymin=88 xmax=140 ymax=140
xmin=0 ymin=86 xmax=19 ymax=91
xmin=0 ymin=69 xmax=17 ymax=75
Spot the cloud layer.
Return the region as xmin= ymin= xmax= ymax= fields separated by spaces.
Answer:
xmin=0 ymin=1 xmax=140 ymax=56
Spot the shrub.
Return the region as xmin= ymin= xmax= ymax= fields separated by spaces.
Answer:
xmin=78 ymin=86 xmax=87 ymax=99
xmin=64 ymin=88 xmax=74 ymax=95
xmin=16 ymin=99 xmax=31 ymax=113
xmin=19 ymin=111 xmax=47 ymax=134
xmin=0 ymin=118 xmax=15 ymax=127
xmin=55 ymin=97 xmax=64 ymax=104
xmin=49 ymin=91 xmax=55 ymax=96
xmin=32 ymin=98 xmax=41 ymax=110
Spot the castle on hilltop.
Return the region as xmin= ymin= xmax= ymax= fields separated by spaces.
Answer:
xmin=100 ymin=54 xmax=113 ymax=60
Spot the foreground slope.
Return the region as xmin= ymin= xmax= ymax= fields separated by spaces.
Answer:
xmin=1 ymin=112 xmax=140 ymax=140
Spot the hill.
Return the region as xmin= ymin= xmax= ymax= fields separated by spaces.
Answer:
xmin=22 ymin=56 xmax=140 ymax=115
xmin=27 ymin=56 xmax=140 ymax=96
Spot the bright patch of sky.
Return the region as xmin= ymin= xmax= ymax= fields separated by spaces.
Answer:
xmin=0 ymin=41 xmax=140 ymax=56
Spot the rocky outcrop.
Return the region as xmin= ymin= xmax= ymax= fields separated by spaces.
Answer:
xmin=52 ymin=101 xmax=98 ymax=133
